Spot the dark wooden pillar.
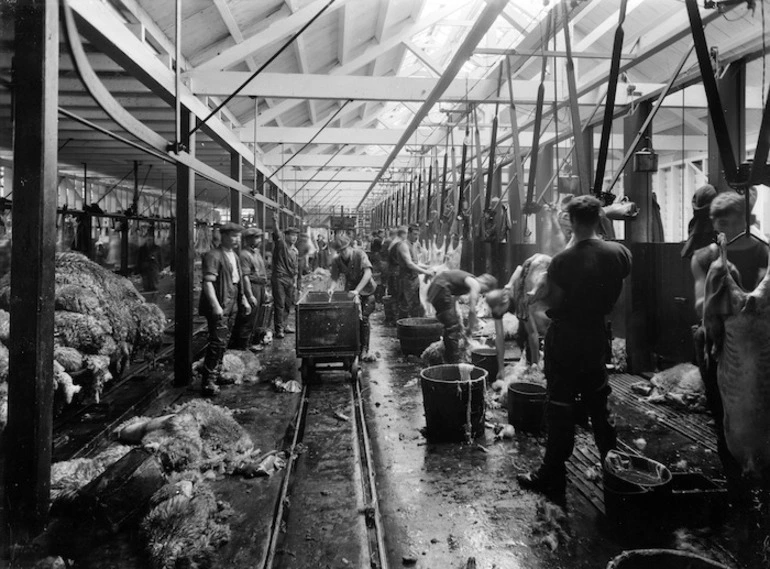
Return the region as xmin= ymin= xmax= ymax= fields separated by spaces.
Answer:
xmin=5 ymin=0 xmax=58 ymax=542
xmin=230 ymin=151 xmax=242 ymax=224
xmin=708 ymin=59 xmax=745 ymax=192
xmin=623 ymin=100 xmax=655 ymax=373
xmin=535 ymin=144 xmax=554 ymax=249
xmin=174 ymin=108 xmax=195 ymax=387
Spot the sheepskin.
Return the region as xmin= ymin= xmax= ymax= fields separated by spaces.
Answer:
xmin=141 ymin=473 xmax=232 ymax=569
xmin=0 ymin=309 xmax=8 ymax=343
xmin=119 ymin=400 xmax=257 ymax=475
xmin=54 ymin=346 xmax=84 ymax=373
xmin=50 ymin=444 xmax=132 ymax=504
xmin=492 ymin=357 xmax=546 ymax=406
xmin=0 ymin=341 xmax=8 ymax=382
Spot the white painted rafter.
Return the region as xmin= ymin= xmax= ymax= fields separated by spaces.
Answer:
xmin=249 ymin=3 xmax=463 ymax=126
xmin=403 ymin=41 xmax=442 ymax=77
xmin=196 ymin=0 xmax=354 ymax=72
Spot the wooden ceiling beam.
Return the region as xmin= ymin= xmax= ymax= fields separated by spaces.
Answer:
xmin=337 ymin=4 xmax=351 ymax=65
xmin=67 ymin=0 xmax=284 ymax=190
xmin=248 ymin=3 xmax=464 ymax=126
xmin=403 ymin=40 xmax=442 ymax=77
xmin=195 ymin=0 xmax=354 ymax=72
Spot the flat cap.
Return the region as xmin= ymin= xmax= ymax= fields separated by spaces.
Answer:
xmin=284 ymin=226 xmax=299 ymax=234
xmin=219 ymin=221 xmax=244 ymax=233
xmin=243 ymin=227 xmax=264 ymax=238
xmin=332 ymin=234 xmax=351 ymax=250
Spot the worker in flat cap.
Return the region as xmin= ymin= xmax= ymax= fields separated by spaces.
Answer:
xmin=271 ymin=211 xmax=300 ymax=339
xmin=330 ymin=233 xmax=377 ymax=359
xmin=231 ymin=227 xmax=269 ymax=350
xmin=198 ymin=221 xmax=251 ymax=396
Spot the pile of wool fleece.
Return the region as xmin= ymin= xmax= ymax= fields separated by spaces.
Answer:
xmin=492 ymin=357 xmax=546 ymax=406
xmin=142 ymin=472 xmax=232 ymax=569
xmin=115 ymin=399 xmax=259 ymax=474
xmin=192 ymin=350 xmax=263 ymax=385
xmin=0 ymin=252 xmax=167 ymax=410
xmin=420 ymin=337 xmax=487 ymax=366
xmin=476 ymin=313 xmax=519 ymax=340
xmin=49 ymin=401 xmax=249 ymax=568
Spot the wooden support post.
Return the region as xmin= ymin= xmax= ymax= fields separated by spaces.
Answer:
xmin=5 ymin=0 xmax=58 ymax=542
xmin=230 ymin=151 xmax=242 ymax=224
xmin=535 ymin=144 xmax=554 ymax=249
xmin=623 ymin=100 xmax=655 ymax=373
xmin=174 ymin=108 xmax=195 ymax=387
xmin=707 ymin=59 xmax=745 ymax=191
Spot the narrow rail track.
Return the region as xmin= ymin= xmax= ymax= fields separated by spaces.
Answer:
xmin=263 ymin=366 xmax=389 ymax=569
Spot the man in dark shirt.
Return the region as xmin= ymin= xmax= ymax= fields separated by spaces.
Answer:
xmin=427 ymin=271 xmax=497 ymax=363
xmin=198 ymin=222 xmax=250 ymax=396
xmin=331 ymin=235 xmax=377 ymax=357
xmin=271 ymin=211 xmax=299 ymax=339
xmin=516 ymin=195 xmax=631 ymax=508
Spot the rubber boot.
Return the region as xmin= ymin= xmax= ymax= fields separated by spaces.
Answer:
xmin=517 ymin=402 xmax=574 ymax=508
xmin=517 ymin=465 xmax=567 ymax=509
xmin=200 ymin=365 xmax=220 ymax=397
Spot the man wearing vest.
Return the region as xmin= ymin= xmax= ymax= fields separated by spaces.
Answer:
xmin=198 ymin=222 xmax=251 ymax=396
xmin=271 ymin=211 xmax=300 ymax=339
xmin=427 ymin=271 xmax=497 ymax=363
xmin=231 ymin=227 xmax=268 ymax=350
xmin=330 ymin=234 xmax=377 ymax=358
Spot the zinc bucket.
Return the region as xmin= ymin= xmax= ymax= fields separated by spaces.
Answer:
xmin=507 ymin=382 xmax=546 ymax=433
xmin=397 ymin=317 xmax=443 ymax=356
xmin=470 ymin=347 xmax=498 ymax=384
xmin=420 ymin=364 xmax=487 ymax=442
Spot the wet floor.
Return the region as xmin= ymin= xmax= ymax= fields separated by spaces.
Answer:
xmin=361 ymin=311 xmax=621 ymax=569
xmin=25 ymin=298 xmax=768 ymax=569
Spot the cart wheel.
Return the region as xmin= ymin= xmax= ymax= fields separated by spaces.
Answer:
xmin=300 ymin=360 xmax=314 ymax=383
xmin=350 ymin=358 xmax=359 ymax=382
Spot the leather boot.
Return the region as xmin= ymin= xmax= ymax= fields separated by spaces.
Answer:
xmin=201 ymin=366 xmax=220 ymax=397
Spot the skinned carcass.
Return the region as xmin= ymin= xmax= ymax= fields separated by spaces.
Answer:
xmin=704 ymin=236 xmax=770 ymax=480
xmin=508 ymin=254 xmax=552 ymax=365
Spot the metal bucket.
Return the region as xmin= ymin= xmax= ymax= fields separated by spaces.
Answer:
xmin=397 ymin=317 xmax=443 ymax=356
xmin=470 ymin=347 xmax=498 ymax=383
xmin=507 ymin=382 xmax=546 ymax=433
xmin=420 ymin=364 xmax=487 ymax=442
